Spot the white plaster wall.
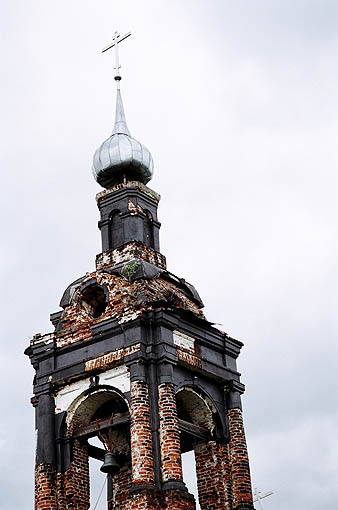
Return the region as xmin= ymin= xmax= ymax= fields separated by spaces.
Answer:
xmin=173 ymin=330 xmax=195 ymax=353
xmin=55 ymin=364 xmax=130 ymax=415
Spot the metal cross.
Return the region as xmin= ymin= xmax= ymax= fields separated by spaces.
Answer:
xmin=253 ymin=487 xmax=274 ymax=509
xmin=102 ymin=30 xmax=131 ymax=82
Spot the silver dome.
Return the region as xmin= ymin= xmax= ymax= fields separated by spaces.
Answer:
xmin=92 ymin=89 xmax=154 ymax=188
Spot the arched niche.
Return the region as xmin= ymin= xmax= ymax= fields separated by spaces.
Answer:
xmin=57 ymin=387 xmax=131 ymax=510
xmin=108 ymin=209 xmax=124 ymax=249
xmin=143 ymin=209 xmax=154 ymax=248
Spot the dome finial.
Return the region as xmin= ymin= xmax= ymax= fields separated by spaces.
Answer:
xmin=92 ymin=31 xmax=154 ymax=189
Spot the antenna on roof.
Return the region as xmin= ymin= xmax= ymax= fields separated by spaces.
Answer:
xmin=253 ymin=487 xmax=274 ymax=509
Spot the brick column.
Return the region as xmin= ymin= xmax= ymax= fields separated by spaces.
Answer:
xmin=158 ymin=382 xmax=183 ymax=483
xmin=130 ymin=379 xmax=156 ymax=485
xmin=127 ymin=360 xmax=162 ymax=510
xmin=227 ymin=391 xmax=254 ymax=510
xmin=194 ymin=441 xmax=231 ymax=510
xmin=158 ymin=382 xmax=196 ymax=510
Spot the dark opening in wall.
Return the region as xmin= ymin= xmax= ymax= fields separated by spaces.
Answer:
xmin=81 ymin=283 xmax=108 ymax=318
xmin=109 ymin=209 xmax=123 ymax=249
xmin=91 ymin=395 xmax=129 ymax=420
xmin=143 ymin=210 xmax=154 ymax=248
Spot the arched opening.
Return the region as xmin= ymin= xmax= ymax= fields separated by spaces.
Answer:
xmin=68 ymin=388 xmax=131 ymax=510
xmin=81 ymin=283 xmax=108 ymax=318
xmin=176 ymin=386 xmax=221 ymax=510
xmin=176 ymin=386 xmax=216 ymax=451
xmin=109 ymin=209 xmax=123 ymax=249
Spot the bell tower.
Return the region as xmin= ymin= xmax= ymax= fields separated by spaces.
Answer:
xmin=25 ymin=32 xmax=254 ymax=510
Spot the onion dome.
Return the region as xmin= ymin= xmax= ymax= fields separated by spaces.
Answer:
xmin=92 ymin=87 xmax=154 ymax=188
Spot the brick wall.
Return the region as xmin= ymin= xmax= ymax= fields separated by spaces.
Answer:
xmin=55 ymin=473 xmax=66 ymax=510
xmin=62 ymin=439 xmax=90 ymax=509
xmin=228 ymin=408 xmax=254 ymax=510
xmin=125 ymin=489 xmax=161 ymax=510
xmin=111 ymin=465 xmax=132 ymax=509
xmin=35 ymin=463 xmax=57 ymax=510
xmin=164 ymin=489 xmax=196 ymax=510
xmin=194 ymin=441 xmax=231 ymax=510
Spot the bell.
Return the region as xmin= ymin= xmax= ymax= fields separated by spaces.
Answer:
xmin=100 ymin=451 xmax=120 ymax=475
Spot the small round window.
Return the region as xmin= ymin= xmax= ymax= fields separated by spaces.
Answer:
xmin=81 ymin=283 xmax=107 ymax=318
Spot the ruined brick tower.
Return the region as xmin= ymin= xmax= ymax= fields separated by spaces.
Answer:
xmin=25 ymin=34 xmax=254 ymax=510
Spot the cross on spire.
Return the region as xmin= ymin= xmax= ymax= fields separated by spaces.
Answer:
xmin=102 ymin=30 xmax=131 ymax=86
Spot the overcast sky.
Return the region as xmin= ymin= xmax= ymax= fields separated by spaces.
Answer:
xmin=1 ymin=1 xmax=338 ymax=509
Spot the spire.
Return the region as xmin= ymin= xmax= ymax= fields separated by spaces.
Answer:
xmin=92 ymin=30 xmax=154 ymax=189
xmin=112 ymin=88 xmax=131 ymax=136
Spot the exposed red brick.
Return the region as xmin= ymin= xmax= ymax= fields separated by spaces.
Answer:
xmin=123 ymin=487 xmax=160 ymax=510
xmin=28 ymin=270 xmax=204 ymax=349
xmin=35 ymin=464 xmax=57 ymax=510
xmin=176 ymin=348 xmax=202 ymax=368
xmin=85 ymin=344 xmax=141 ymax=371
xmin=61 ymin=439 xmax=90 ymax=510
xmin=96 ymin=241 xmax=167 ymax=271
xmin=194 ymin=441 xmax=231 ymax=510
xmin=164 ymin=489 xmax=196 ymax=510
xmin=130 ymin=380 xmax=155 ymax=485
xmin=110 ymin=465 xmax=132 ymax=509
xmin=228 ymin=408 xmax=253 ymax=509
xmin=158 ymin=383 xmax=183 ymax=483
xmin=128 ymin=198 xmax=144 ymax=215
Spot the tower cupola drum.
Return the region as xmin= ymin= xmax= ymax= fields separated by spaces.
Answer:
xmin=26 ymin=30 xmax=254 ymax=510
